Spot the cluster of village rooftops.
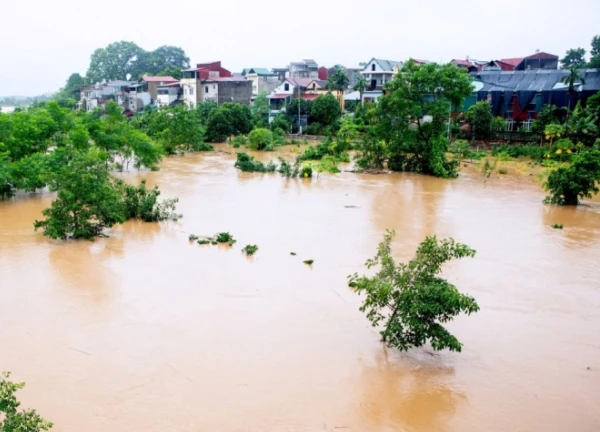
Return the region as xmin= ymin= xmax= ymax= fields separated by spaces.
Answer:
xmin=79 ymin=52 xmax=600 ymax=126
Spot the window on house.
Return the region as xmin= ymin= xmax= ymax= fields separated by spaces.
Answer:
xmin=284 ymin=83 xmax=289 ymax=91
xmin=190 ymin=88 xmax=194 ymax=95
xmin=213 ymin=85 xmax=216 ymax=90
xmin=205 ymin=86 xmax=209 ymax=93
xmin=371 ymin=63 xmax=376 ymax=71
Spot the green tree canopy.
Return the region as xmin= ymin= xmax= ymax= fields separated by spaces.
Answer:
xmin=0 ymin=372 xmax=53 ymax=432
xmin=310 ymin=93 xmax=341 ymax=127
xmin=86 ymin=41 xmax=190 ymax=83
xmin=349 ymin=230 xmax=479 ymax=352
xmin=377 ymin=62 xmax=473 ymax=178
xmin=544 ymin=148 xmax=600 ymax=205
xmin=252 ymin=91 xmax=270 ymax=127
xmin=560 ymin=48 xmax=586 ymax=68
xmin=466 ymin=100 xmax=494 ymax=140
xmin=589 ymin=35 xmax=600 ymax=69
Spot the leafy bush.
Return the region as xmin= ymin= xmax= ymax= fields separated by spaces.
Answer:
xmin=242 ymin=244 xmax=259 ymax=256
xmin=247 ymin=128 xmax=273 ymax=150
xmin=214 ymin=232 xmax=236 ymax=246
xmin=120 ymin=179 xmax=181 ymax=222
xmin=466 ymin=101 xmax=494 ymax=140
xmin=300 ymin=165 xmax=313 ymax=178
xmin=491 ymin=144 xmax=546 ymax=161
xmin=544 ymin=148 xmax=600 ymax=205
xmin=234 ymin=152 xmax=276 ymax=173
xmin=277 ymin=157 xmax=302 ymax=178
xmin=231 ymin=135 xmax=248 ymax=148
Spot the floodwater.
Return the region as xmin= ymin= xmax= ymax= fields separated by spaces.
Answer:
xmin=1 ymin=146 xmax=599 ymax=432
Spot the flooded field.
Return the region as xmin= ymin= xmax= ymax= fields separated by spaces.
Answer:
xmin=1 ymin=147 xmax=599 ymax=432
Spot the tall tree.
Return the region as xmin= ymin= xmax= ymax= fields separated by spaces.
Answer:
xmin=328 ymin=67 xmax=350 ymax=109
xmin=56 ymin=73 xmax=87 ymax=101
xmin=353 ymin=76 xmax=367 ymax=106
xmin=589 ymin=35 xmax=600 ymax=69
xmin=138 ymin=46 xmax=190 ymax=77
xmin=377 ymin=62 xmax=473 ymax=178
xmin=560 ymin=48 xmax=586 ymax=68
xmin=252 ymin=91 xmax=270 ymax=127
xmin=311 ymin=93 xmax=341 ymax=128
xmin=86 ymin=41 xmax=145 ymax=83
xmin=561 ymin=66 xmax=585 ymax=113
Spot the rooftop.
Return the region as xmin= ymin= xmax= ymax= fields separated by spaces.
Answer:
xmin=142 ymin=76 xmax=178 ymax=83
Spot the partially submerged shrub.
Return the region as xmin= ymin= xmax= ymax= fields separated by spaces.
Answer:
xmin=303 ymin=259 xmax=314 ymax=265
xmin=290 ymin=252 xmax=297 ymax=256
xmin=551 ymin=224 xmax=564 ymax=229
xmin=234 ymin=152 xmax=276 ymax=173
xmin=231 ymin=135 xmax=248 ymax=148
xmin=197 ymin=238 xmax=211 ymax=245
xmin=544 ymin=148 xmax=600 ymax=205
xmin=242 ymin=244 xmax=259 ymax=256
xmin=189 ymin=234 xmax=199 ymax=241
xmin=214 ymin=232 xmax=236 ymax=246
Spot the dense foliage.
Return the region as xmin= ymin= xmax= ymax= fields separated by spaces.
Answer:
xmin=349 ymin=230 xmax=479 ymax=352
xmin=466 ymin=100 xmax=494 ymax=140
xmin=368 ymin=62 xmax=473 ymax=178
xmin=86 ymin=41 xmax=189 ymax=83
xmin=0 ymin=372 xmax=53 ymax=432
xmin=0 ymin=100 xmax=182 ymax=238
xmin=544 ymin=148 xmax=600 ymax=205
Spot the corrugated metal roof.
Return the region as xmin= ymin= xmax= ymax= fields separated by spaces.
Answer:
xmin=471 ymin=69 xmax=600 ymax=92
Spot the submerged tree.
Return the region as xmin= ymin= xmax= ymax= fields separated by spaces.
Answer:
xmin=348 ymin=230 xmax=479 ymax=352
xmin=0 ymin=372 xmax=53 ymax=431
xmin=34 ymin=150 xmax=126 ymax=239
xmin=544 ymin=148 xmax=600 ymax=205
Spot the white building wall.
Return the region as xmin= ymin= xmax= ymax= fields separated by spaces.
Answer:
xmin=181 ymin=78 xmax=198 ymax=108
xmin=202 ymin=82 xmax=219 ymax=103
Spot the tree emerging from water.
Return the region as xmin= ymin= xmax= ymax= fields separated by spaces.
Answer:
xmin=0 ymin=372 xmax=53 ymax=432
xmin=349 ymin=230 xmax=479 ymax=352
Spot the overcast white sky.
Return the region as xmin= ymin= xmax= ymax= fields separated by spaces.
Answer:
xmin=1 ymin=0 xmax=599 ymax=96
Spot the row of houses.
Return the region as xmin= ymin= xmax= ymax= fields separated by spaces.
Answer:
xmin=78 ymin=52 xmax=599 ymax=126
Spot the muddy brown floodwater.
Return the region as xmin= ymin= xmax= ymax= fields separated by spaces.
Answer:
xmin=1 ymin=146 xmax=600 ymax=432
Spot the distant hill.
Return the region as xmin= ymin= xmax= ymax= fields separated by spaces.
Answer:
xmin=0 ymin=94 xmax=52 ymax=106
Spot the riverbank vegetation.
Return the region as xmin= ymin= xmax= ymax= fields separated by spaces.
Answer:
xmin=348 ymin=230 xmax=479 ymax=352
xmin=0 ymin=371 xmax=53 ymax=431
xmin=0 ymin=101 xmax=182 ymax=239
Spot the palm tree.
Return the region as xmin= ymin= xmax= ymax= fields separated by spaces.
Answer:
xmin=561 ymin=66 xmax=585 ymax=116
xmin=328 ymin=67 xmax=350 ymax=110
xmin=353 ymin=77 xmax=367 ymax=106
